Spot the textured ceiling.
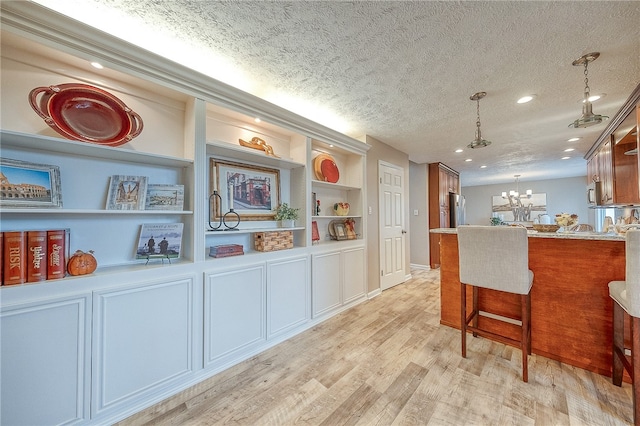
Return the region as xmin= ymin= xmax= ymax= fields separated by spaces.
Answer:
xmin=34 ymin=0 xmax=640 ymax=186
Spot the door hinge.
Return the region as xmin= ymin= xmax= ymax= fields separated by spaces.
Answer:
xmin=381 ymin=270 xmax=383 ymax=276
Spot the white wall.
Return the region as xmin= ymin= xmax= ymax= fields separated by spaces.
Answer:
xmin=409 ymin=162 xmax=429 ymax=268
xmin=462 ymin=176 xmax=594 ymax=227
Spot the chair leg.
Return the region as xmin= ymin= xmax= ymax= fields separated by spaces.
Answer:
xmin=632 ymin=316 xmax=639 ymax=426
xmin=472 ymin=286 xmax=479 ymax=337
xmin=521 ymin=293 xmax=530 ymax=383
xmin=612 ymin=301 xmax=624 ymax=387
xmin=461 ymin=282 xmax=467 ymax=358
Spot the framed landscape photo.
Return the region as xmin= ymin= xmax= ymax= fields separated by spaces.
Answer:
xmin=334 ymin=222 xmax=348 ymax=240
xmin=136 ymin=223 xmax=184 ymax=260
xmin=0 ymin=158 xmax=62 ymax=208
xmin=210 ymin=158 xmax=280 ymax=221
xmin=145 ymin=184 xmax=185 ymax=210
xmin=106 ymin=175 xmax=148 ymax=210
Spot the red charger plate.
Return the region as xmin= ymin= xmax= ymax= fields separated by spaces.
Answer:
xmin=313 ymin=153 xmax=340 ymax=183
xmin=29 ymin=83 xmax=143 ymax=146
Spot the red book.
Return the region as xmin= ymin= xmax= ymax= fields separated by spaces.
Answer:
xmin=0 ymin=232 xmax=3 ymax=285
xmin=27 ymin=230 xmax=48 ymax=282
xmin=47 ymin=230 xmax=66 ymax=280
xmin=4 ymin=231 xmax=26 ymax=285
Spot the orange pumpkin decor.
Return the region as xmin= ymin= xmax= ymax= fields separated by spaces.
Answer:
xmin=67 ymin=250 xmax=98 ymax=276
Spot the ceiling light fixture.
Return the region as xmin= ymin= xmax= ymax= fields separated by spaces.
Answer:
xmin=567 ymin=137 xmax=581 ymax=142
xmin=517 ymin=95 xmax=535 ymax=104
xmin=468 ymin=91 xmax=491 ymax=149
xmin=502 ymin=174 xmax=532 ymax=200
xmin=502 ymin=175 xmax=533 ymax=222
xmin=568 ymin=52 xmax=608 ymax=128
xmin=90 ymin=61 xmax=103 ymax=69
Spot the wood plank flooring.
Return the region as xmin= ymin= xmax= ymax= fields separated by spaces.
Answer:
xmin=118 ymin=268 xmax=634 ymax=425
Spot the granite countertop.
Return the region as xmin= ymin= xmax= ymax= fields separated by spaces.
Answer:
xmin=429 ymin=227 xmax=625 ymax=241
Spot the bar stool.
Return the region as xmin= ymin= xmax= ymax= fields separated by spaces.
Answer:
xmin=609 ymin=229 xmax=640 ymax=425
xmin=457 ymin=225 xmax=534 ymax=382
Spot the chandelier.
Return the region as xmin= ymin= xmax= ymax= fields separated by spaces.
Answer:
xmin=468 ymin=91 xmax=491 ymax=149
xmin=502 ymin=175 xmax=533 ymax=222
xmin=568 ymin=52 xmax=608 ymax=128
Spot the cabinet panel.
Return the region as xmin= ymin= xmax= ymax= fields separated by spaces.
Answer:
xmin=599 ymin=139 xmax=614 ymax=205
xmin=92 ymin=276 xmax=196 ymax=415
xmin=428 ymin=163 xmax=459 ymax=269
xmin=204 ymin=264 xmax=266 ymax=366
xmin=267 ymin=256 xmax=310 ymax=338
xmin=312 ymin=251 xmax=342 ymax=317
xmin=343 ymin=247 xmax=366 ymax=304
xmin=1 ymin=295 xmax=91 ymax=425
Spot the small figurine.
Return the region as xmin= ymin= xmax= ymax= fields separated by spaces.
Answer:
xmin=316 ymin=199 xmax=321 ymax=216
xmin=238 ymin=137 xmax=279 ymax=158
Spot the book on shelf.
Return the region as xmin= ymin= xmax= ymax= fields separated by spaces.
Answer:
xmin=209 ymin=244 xmax=244 ymax=258
xmin=47 ymin=229 xmax=67 ymax=280
xmin=4 ymin=231 xmax=26 ymax=285
xmin=27 ymin=230 xmax=47 ymax=282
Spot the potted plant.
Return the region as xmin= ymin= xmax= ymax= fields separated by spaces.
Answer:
xmin=274 ymin=202 xmax=299 ymax=228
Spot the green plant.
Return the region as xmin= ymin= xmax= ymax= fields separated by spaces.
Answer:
xmin=274 ymin=203 xmax=299 ymax=221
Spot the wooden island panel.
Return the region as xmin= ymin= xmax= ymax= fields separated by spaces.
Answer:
xmin=439 ymin=232 xmax=626 ymax=377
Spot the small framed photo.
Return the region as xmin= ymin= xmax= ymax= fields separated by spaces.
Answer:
xmin=106 ymin=175 xmax=148 ymax=210
xmin=136 ymin=223 xmax=184 ymax=260
xmin=210 ymin=158 xmax=280 ymax=221
xmin=334 ymin=222 xmax=348 ymax=241
xmin=0 ymin=158 xmax=62 ymax=208
xmin=145 ymin=184 xmax=185 ymax=210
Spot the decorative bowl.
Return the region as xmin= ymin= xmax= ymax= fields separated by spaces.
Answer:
xmin=532 ymin=224 xmax=560 ymax=233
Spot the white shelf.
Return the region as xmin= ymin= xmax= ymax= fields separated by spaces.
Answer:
xmin=312 ymin=215 xmax=362 ymax=219
xmin=207 ymin=139 xmax=304 ymax=170
xmin=311 ymin=180 xmax=361 ymax=191
xmin=0 ymin=208 xmax=192 ymax=215
xmin=205 ymin=226 xmax=304 ymax=235
xmin=2 ymin=130 xmax=194 ymax=168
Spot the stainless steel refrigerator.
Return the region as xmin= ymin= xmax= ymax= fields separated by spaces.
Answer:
xmin=449 ymin=192 xmax=466 ymax=227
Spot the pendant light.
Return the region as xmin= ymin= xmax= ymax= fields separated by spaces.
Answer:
xmin=568 ymin=52 xmax=608 ymax=128
xmin=468 ymin=91 xmax=491 ymax=149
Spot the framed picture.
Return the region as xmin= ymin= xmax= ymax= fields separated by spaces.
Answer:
xmin=492 ymin=193 xmax=547 ymax=223
xmin=210 ymin=158 xmax=280 ymax=221
xmin=106 ymin=175 xmax=148 ymax=210
xmin=0 ymin=158 xmax=62 ymax=208
xmin=135 ymin=223 xmax=184 ymax=260
xmin=334 ymin=222 xmax=348 ymax=240
xmin=145 ymin=184 xmax=185 ymax=210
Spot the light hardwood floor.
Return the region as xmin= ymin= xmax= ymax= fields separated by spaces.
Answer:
xmin=118 ymin=268 xmax=633 ymax=425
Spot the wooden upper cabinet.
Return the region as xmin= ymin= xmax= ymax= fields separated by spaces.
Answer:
xmin=586 ymin=85 xmax=640 ymax=206
xmin=428 ymin=162 xmax=460 ymax=269
xmin=612 ymin=107 xmax=639 ymax=204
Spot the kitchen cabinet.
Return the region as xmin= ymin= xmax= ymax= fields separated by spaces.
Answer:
xmin=428 ymin=162 xmax=460 ymax=268
xmin=586 ymin=84 xmax=640 ymax=206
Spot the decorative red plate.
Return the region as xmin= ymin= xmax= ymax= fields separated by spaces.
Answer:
xmin=313 ymin=153 xmax=340 ymax=183
xmin=29 ymin=83 xmax=143 ymax=146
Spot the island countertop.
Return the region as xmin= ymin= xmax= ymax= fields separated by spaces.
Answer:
xmin=432 ymin=230 xmax=628 ymax=379
xmin=430 ymin=227 xmax=625 ymax=241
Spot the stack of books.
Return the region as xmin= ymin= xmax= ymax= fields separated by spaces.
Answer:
xmin=2 ymin=229 xmax=69 ymax=285
xmin=209 ymin=244 xmax=244 ymax=258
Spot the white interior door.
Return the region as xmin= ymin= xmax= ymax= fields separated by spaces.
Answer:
xmin=379 ymin=161 xmax=406 ymax=291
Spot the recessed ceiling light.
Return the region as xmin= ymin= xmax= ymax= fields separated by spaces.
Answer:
xmin=567 ymin=137 xmax=581 ymax=142
xmin=561 ymin=156 xmax=571 ymax=160
xmin=480 ymin=165 xmax=487 ymax=168
xmin=90 ymin=61 xmax=104 ymax=69
xmin=329 ymin=144 xmax=334 ymax=148
xmin=517 ymin=95 xmax=535 ymax=104
xmin=254 ymin=117 xmax=261 ymax=123
xmin=465 ymin=158 xmax=472 ymax=162
xmin=564 ymin=148 xmax=575 ymax=152
xmin=455 ymin=149 xmax=463 ymax=153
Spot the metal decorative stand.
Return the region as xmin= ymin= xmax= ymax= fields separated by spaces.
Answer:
xmin=208 ymin=191 xmax=241 ymax=231
xmin=208 ymin=191 xmax=223 ymax=231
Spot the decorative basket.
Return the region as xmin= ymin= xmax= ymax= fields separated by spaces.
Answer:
xmin=532 ymin=224 xmax=560 ymax=233
xmin=254 ymin=231 xmax=293 ymax=251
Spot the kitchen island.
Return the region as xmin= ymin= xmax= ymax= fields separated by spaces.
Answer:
xmin=431 ymin=228 xmax=627 ymax=378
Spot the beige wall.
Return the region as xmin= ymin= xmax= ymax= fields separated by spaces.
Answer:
xmin=409 ymin=161 xmax=429 ymax=268
xmin=364 ymin=135 xmax=411 ymax=293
